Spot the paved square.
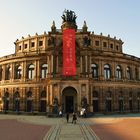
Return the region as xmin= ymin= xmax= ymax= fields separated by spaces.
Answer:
xmin=0 ymin=113 xmax=139 ymax=140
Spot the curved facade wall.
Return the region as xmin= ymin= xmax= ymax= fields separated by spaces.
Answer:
xmin=0 ymin=21 xmax=140 ymax=114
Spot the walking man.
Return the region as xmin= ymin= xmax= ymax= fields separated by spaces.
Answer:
xmin=66 ymin=112 xmax=69 ymax=123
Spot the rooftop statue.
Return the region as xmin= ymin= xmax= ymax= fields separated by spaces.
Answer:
xmin=61 ymin=9 xmax=77 ymax=24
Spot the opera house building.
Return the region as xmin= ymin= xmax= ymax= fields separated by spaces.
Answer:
xmin=0 ymin=10 xmax=140 ymax=114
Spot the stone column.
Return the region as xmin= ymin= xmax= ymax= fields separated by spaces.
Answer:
xmin=89 ymin=56 xmax=92 ymax=78
xmin=51 ymin=55 xmax=53 ymax=74
xmin=35 ymin=36 xmax=38 ymax=51
xmin=99 ymin=61 xmax=103 ymax=80
xmin=46 ymin=86 xmax=49 ymax=105
xmin=89 ymin=56 xmax=91 ymax=73
xmin=28 ymin=39 xmax=30 ymax=52
xmin=11 ymin=63 xmax=14 ymax=81
xmin=47 ymin=56 xmax=50 ymax=74
xmin=88 ymin=85 xmax=93 ymax=112
xmin=22 ymin=87 xmax=26 ymax=111
xmin=21 ymin=41 xmax=24 ymax=52
xmin=112 ymin=62 xmax=115 ymax=80
xmin=2 ymin=65 xmax=6 ymax=81
xmin=44 ymin=35 xmax=47 ymax=51
xmin=85 ymin=55 xmax=87 ymax=73
xmin=78 ymin=85 xmax=82 ymax=111
xmin=123 ymin=65 xmax=127 ymax=80
xmin=35 ymin=87 xmax=40 ymax=112
xmin=36 ymin=60 xmax=40 ymax=81
xmin=56 ymin=55 xmax=58 ymax=74
xmin=20 ymin=87 xmax=24 ymax=111
xmin=80 ymin=56 xmax=82 ymax=73
xmin=34 ymin=60 xmax=37 ymax=81
xmin=58 ymin=85 xmax=61 ymax=105
xmin=50 ymin=85 xmax=53 ymax=105
xmin=86 ymin=84 xmax=90 ymax=108
xmin=23 ymin=61 xmax=27 ymax=82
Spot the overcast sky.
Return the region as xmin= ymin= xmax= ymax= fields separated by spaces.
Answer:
xmin=0 ymin=0 xmax=140 ymax=57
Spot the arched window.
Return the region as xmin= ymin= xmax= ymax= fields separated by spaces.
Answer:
xmin=104 ymin=64 xmax=111 ymax=79
xmin=40 ymin=90 xmax=46 ymax=98
xmin=91 ymin=64 xmax=98 ymax=78
xmin=5 ymin=66 xmax=11 ymax=80
xmin=126 ymin=66 xmax=131 ymax=80
xmin=28 ymin=64 xmax=35 ymax=79
xmin=116 ymin=65 xmax=122 ymax=79
xmin=41 ymin=64 xmax=48 ymax=79
xmin=15 ymin=66 xmax=22 ymax=79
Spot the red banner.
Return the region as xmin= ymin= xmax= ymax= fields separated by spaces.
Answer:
xmin=63 ymin=29 xmax=76 ymax=76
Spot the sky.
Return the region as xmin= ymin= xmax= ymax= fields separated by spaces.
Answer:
xmin=0 ymin=0 xmax=140 ymax=57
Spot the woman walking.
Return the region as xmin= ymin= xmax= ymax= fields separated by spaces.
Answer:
xmin=72 ymin=112 xmax=77 ymax=124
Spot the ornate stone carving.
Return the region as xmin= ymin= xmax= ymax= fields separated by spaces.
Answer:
xmin=61 ymin=9 xmax=77 ymax=24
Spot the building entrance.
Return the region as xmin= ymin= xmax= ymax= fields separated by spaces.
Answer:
xmin=40 ymin=100 xmax=46 ymax=112
xmin=26 ymin=100 xmax=32 ymax=112
xmin=119 ymin=100 xmax=123 ymax=112
xmin=62 ymin=86 xmax=77 ymax=113
xmin=65 ymin=96 xmax=74 ymax=113
xmin=92 ymin=100 xmax=99 ymax=112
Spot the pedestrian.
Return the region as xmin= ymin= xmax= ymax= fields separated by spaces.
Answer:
xmin=83 ymin=109 xmax=87 ymax=118
xmin=66 ymin=112 xmax=69 ymax=123
xmin=80 ymin=109 xmax=84 ymax=117
xmin=72 ymin=112 xmax=77 ymax=124
xmin=59 ymin=110 xmax=62 ymax=117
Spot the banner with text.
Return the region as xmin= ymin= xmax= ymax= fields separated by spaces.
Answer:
xmin=63 ymin=29 xmax=76 ymax=76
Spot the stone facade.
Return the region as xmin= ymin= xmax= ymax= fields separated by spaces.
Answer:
xmin=0 ymin=11 xmax=140 ymax=114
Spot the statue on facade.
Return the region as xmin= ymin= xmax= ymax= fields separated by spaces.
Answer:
xmin=51 ymin=21 xmax=56 ymax=33
xmin=83 ymin=36 xmax=91 ymax=47
xmin=81 ymin=97 xmax=88 ymax=108
xmin=61 ymin=9 xmax=77 ymax=24
xmin=48 ymin=36 xmax=56 ymax=47
xmin=52 ymin=97 xmax=58 ymax=114
xmin=82 ymin=21 xmax=88 ymax=32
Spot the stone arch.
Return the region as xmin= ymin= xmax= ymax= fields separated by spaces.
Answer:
xmin=62 ymin=86 xmax=77 ymax=113
xmin=39 ymin=90 xmax=47 ymax=112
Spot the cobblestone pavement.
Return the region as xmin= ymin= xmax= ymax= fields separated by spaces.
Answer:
xmin=0 ymin=113 xmax=140 ymax=140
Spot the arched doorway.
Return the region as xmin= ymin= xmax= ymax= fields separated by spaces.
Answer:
xmin=62 ymin=87 xmax=77 ymax=113
xmin=40 ymin=90 xmax=47 ymax=112
xmin=26 ymin=91 xmax=33 ymax=112
xmin=92 ymin=91 xmax=99 ymax=113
